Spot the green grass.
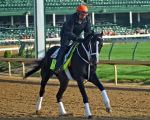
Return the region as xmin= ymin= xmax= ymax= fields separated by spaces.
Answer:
xmin=96 ymin=42 xmax=150 ymax=84
xmin=100 ymin=42 xmax=150 ymax=60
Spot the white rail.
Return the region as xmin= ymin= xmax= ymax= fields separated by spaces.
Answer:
xmin=0 ymin=34 xmax=150 ymax=43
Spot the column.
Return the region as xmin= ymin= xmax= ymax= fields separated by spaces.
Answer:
xmin=11 ymin=16 xmax=13 ymax=26
xmin=34 ymin=0 xmax=46 ymax=59
xmin=137 ymin=12 xmax=140 ymax=26
xmin=129 ymin=11 xmax=132 ymax=29
xmin=53 ymin=14 xmax=56 ymax=26
xmin=113 ymin=13 xmax=116 ymax=23
xmin=92 ymin=12 xmax=95 ymax=27
xmin=26 ymin=14 xmax=29 ymax=28
xmin=64 ymin=15 xmax=66 ymax=22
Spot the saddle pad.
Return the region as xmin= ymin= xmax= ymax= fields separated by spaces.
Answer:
xmin=50 ymin=42 xmax=79 ymax=70
xmin=63 ymin=42 xmax=79 ymax=70
xmin=50 ymin=48 xmax=60 ymax=58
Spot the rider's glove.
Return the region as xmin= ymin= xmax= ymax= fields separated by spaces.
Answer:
xmin=77 ymin=38 xmax=85 ymax=42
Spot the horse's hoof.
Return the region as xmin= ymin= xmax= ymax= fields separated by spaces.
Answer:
xmin=106 ymin=107 xmax=112 ymax=113
xmin=88 ymin=115 xmax=92 ymax=119
xmin=61 ymin=113 xmax=66 ymax=116
xmin=36 ymin=110 xmax=39 ymax=114
xmin=23 ymin=77 xmax=27 ymax=80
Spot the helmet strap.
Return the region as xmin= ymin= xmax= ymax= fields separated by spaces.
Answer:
xmin=77 ymin=12 xmax=80 ymax=15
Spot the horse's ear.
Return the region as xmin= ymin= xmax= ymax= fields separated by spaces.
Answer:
xmin=92 ymin=30 xmax=94 ymax=36
xmin=100 ymin=30 xmax=103 ymax=36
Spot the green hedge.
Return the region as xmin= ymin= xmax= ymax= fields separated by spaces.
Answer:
xmin=4 ymin=50 xmax=12 ymax=58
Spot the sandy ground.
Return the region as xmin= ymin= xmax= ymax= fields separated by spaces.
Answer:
xmin=0 ymin=76 xmax=150 ymax=120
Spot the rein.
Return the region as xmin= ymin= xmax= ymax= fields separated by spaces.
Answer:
xmin=77 ymin=37 xmax=100 ymax=81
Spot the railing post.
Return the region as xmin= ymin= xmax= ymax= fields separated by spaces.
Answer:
xmin=22 ymin=62 xmax=25 ymax=78
xmin=132 ymin=42 xmax=139 ymax=60
xmin=26 ymin=45 xmax=29 ymax=58
xmin=109 ymin=43 xmax=114 ymax=60
xmin=8 ymin=62 xmax=11 ymax=77
xmin=113 ymin=65 xmax=117 ymax=85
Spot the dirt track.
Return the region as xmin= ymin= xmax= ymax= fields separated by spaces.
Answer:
xmin=0 ymin=77 xmax=150 ymax=120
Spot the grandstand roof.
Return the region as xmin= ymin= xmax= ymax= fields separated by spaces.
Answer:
xmin=0 ymin=0 xmax=150 ymax=16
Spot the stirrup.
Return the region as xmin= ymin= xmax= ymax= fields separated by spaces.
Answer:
xmin=54 ymin=66 xmax=63 ymax=73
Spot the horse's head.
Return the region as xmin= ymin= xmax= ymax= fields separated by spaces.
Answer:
xmin=83 ymin=30 xmax=103 ymax=49
xmin=91 ymin=30 xmax=103 ymax=54
xmin=81 ymin=30 xmax=103 ymax=66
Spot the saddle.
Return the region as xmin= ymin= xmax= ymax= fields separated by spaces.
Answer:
xmin=50 ymin=42 xmax=79 ymax=71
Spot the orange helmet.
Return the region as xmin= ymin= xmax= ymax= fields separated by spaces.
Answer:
xmin=76 ymin=5 xmax=88 ymax=15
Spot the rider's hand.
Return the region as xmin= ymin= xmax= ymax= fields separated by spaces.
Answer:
xmin=77 ymin=38 xmax=85 ymax=42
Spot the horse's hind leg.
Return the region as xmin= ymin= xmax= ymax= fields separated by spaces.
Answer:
xmin=56 ymin=75 xmax=69 ymax=115
xmin=89 ymin=73 xmax=112 ymax=113
xmin=36 ymin=69 xmax=52 ymax=112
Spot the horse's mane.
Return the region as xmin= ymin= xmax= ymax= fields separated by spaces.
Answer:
xmin=84 ymin=32 xmax=94 ymax=40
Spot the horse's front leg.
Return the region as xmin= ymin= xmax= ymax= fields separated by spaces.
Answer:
xmin=89 ymin=73 xmax=112 ymax=113
xmin=77 ymin=79 xmax=92 ymax=118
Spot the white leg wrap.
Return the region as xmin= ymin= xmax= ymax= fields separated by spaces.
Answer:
xmin=101 ymin=90 xmax=110 ymax=106
xmin=36 ymin=97 xmax=43 ymax=110
xmin=58 ymin=102 xmax=66 ymax=115
xmin=85 ymin=103 xmax=92 ymax=118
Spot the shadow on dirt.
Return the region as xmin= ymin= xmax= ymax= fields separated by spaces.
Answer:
xmin=0 ymin=115 xmax=149 ymax=120
xmin=0 ymin=79 xmax=149 ymax=92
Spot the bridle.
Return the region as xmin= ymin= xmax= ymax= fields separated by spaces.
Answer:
xmin=77 ymin=35 xmax=101 ymax=80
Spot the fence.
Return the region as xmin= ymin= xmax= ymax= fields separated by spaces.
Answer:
xmin=0 ymin=58 xmax=150 ymax=85
xmin=103 ymin=34 xmax=150 ymax=60
xmin=0 ymin=58 xmax=40 ymax=78
xmin=98 ymin=60 xmax=150 ymax=85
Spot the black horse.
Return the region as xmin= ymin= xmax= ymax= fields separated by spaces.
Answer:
xmin=24 ymin=31 xmax=111 ymax=118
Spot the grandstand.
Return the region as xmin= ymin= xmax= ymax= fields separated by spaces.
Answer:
xmin=0 ymin=0 xmax=150 ymax=41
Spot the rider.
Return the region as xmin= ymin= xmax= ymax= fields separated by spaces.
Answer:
xmin=54 ymin=5 xmax=92 ymax=73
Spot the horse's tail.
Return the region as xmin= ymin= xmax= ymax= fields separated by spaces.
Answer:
xmin=23 ymin=58 xmax=44 ymax=79
xmin=24 ymin=46 xmax=60 ymax=79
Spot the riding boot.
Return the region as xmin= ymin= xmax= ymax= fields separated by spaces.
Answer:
xmin=54 ymin=48 xmax=66 ymax=73
xmin=54 ymin=34 xmax=70 ymax=73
